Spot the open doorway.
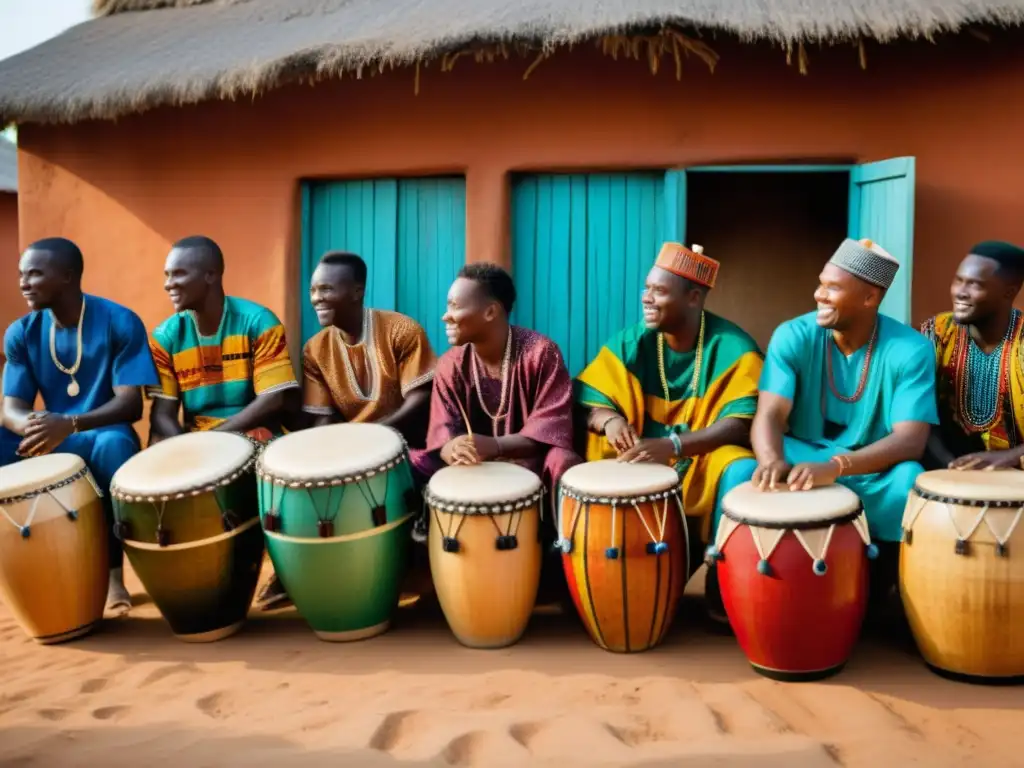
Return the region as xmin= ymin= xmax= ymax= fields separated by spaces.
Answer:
xmin=685 ymin=171 xmax=849 ymax=350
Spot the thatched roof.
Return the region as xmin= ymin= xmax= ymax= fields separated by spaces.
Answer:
xmin=0 ymin=140 xmax=16 ymax=193
xmin=1 ymin=0 xmax=1022 ymax=126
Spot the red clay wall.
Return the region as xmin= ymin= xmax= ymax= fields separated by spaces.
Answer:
xmin=13 ymin=32 xmax=1024 ymax=360
xmin=0 ymin=192 xmax=19 ymax=335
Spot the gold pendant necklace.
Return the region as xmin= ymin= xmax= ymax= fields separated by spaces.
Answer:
xmin=49 ymin=296 xmax=86 ymax=398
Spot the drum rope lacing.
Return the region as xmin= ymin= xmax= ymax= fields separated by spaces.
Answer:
xmin=120 ymin=483 xmax=244 ymax=547
xmin=903 ymin=490 xmax=1023 ymax=557
xmin=708 ymin=512 xmax=875 ymax=577
xmin=0 ymin=467 xmax=99 ymax=539
xmin=423 ymin=484 xmax=542 ymax=553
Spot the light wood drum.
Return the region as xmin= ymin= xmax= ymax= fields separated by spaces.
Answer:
xmin=556 ymin=460 xmax=687 ymax=653
xmin=901 ymin=469 xmax=1024 ymax=682
xmin=426 ymin=462 xmax=543 ymax=649
xmin=0 ymin=454 xmax=108 ymax=644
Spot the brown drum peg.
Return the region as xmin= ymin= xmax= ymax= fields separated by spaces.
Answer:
xmin=955 ymin=538 xmax=968 ymax=556
xmin=997 ymin=542 xmax=1008 ymax=557
xmin=66 ymin=509 xmax=78 ymax=521
xmin=442 ymin=536 xmax=460 ymax=553
xmin=371 ymin=505 xmax=387 ymax=527
xmin=156 ymin=528 xmax=171 ymax=547
xmin=317 ymin=519 xmax=334 ymax=538
xmin=221 ymin=510 xmax=240 ymax=532
xmin=262 ymin=510 xmax=280 ymax=532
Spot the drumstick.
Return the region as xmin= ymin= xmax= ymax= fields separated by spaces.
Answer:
xmin=455 ymin=397 xmax=474 ymax=438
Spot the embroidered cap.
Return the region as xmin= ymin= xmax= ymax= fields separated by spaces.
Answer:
xmin=655 ymin=242 xmax=719 ymax=289
xmin=828 ymin=238 xmax=899 ymax=289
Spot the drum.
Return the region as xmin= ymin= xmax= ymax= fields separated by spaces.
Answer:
xmin=425 ymin=462 xmax=543 ymax=649
xmin=900 ymin=469 xmax=1024 ymax=682
xmin=0 ymin=454 xmax=108 ymax=644
xmin=257 ymin=423 xmax=417 ymax=642
xmin=110 ymin=431 xmax=265 ymax=643
xmin=556 ymin=460 xmax=687 ymax=654
xmin=708 ymin=482 xmax=875 ymax=681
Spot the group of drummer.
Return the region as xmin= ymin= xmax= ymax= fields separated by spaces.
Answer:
xmin=2 ymin=232 xmax=1023 ymax=627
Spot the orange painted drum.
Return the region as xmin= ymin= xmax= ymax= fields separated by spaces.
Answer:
xmin=556 ymin=460 xmax=687 ymax=653
xmin=0 ymin=454 xmax=109 ymax=644
xmin=426 ymin=462 xmax=543 ymax=649
xmin=900 ymin=470 xmax=1024 ymax=682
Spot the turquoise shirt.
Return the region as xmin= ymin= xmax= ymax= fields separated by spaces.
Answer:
xmin=761 ymin=311 xmax=938 ymax=449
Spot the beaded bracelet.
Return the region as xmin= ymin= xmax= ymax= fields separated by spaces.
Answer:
xmin=668 ymin=431 xmax=683 ymax=457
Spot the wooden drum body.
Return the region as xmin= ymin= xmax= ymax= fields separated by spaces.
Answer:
xmin=709 ymin=483 xmax=874 ymax=681
xmin=901 ymin=470 xmax=1024 ymax=682
xmin=258 ymin=423 xmax=417 ymax=642
xmin=0 ymin=454 xmax=108 ymax=644
xmin=111 ymin=432 xmax=265 ymax=643
xmin=426 ymin=462 xmax=543 ymax=649
xmin=557 ymin=460 xmax=687 ymax=654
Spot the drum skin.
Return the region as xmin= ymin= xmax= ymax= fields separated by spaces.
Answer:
xmin=117 ymin=473 xmax=264 ymax=642
xmin=560 ymin=496 xmax=686 ymax=653
xmin=0 ymin=469 xmax=108 ymax=645
xmin=265 ymin=514 xmax=413 ymax=641
xmin=717 ymin=523 xmax=868 ymax=680
xmin=900 ymin=490 xmax=1024 ymax=681
xmin=428 ymin=506 xmax=541 ymax=649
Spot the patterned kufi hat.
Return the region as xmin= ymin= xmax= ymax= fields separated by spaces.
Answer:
xmin=655 ymin=242 xmax=719 ymax=289
xmin=828 ymin=238 xmax=899 ymax=289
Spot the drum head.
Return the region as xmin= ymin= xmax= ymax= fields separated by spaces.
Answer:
xmin=559 ymin=459 xmax=678 ymax=499
xmin=111 ymin=431 xmax=255 ymax=500
xmin=259 ymin=423 xmax=404 ymax=483
xmin=0 ymin=453 xmax=85 ymax=500
xmin=427 ymin=462 xmax=541 ymax=505
xmin=722 ymin=481 xmax=862 ymax=527
xmin=915 ymin=469 xmax=1024 ymax=504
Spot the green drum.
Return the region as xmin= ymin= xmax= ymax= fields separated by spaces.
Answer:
xmin=257 ymin=423 xmax=418 ymax=642
xmin=110 ymin=431 xmax=265 ymax=643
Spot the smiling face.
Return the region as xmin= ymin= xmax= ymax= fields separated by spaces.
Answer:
xmin=812 ymin=263 xmax=882 ymax=330
xmin=163 ymin=247 xmax=217 ymax=313
xmin=950 ymin=254 xmax=1014 ymax=326
xmin=641 ymin=266 xmax=702 ymax=332
xmin=18 ymin=249 xmax=71 ymax=312
xmin=442 ymin=277 xmax=497 ymax=346
xmin=310 ymin=262 xmax=364 ymax=328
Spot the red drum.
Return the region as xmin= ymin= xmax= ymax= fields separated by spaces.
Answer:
xmin=707 ymin=482 xmax=876 ymax=681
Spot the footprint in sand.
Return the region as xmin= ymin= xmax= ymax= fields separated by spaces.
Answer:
xmin=141 ymin=662 xmax=201 ymax=688
xmin=196 ymin=692 xmax=236 ymax=720
xmin=80 ymin=679 xmax=108 ymax=694
xmin=369 ymin=710 xmax=417 ymax=752
xmin=92 ymin=706 xmax=130 ymax=722
xmin=37 ymin=708 xmax=69 ymax=722
xmin=442 ymin=731 xmax=526 ymax=766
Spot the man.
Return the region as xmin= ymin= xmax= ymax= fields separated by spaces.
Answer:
xmin=575 ymin=242 xmax=763 ymax=622
xmin=255 ymin=251 xmax=437 ymax=610
xmin=922 ymin=240 xmax=1024 ymax=470
xmin=751 ymin=237 xmax=938 ymax=613
xmin=148 ymin=235 xmax=300 ymax=442
xmin=1 ymin=237 xmax=159 ymax=615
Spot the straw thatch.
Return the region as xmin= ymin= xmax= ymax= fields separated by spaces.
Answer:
xmin=0 ymin=140 xmax=16 ymax=193
xmin=1 ymin=0 xmax=1022 ymax=126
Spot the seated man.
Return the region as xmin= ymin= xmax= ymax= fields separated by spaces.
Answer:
xmin=922 ymin=240 xmax=1024 ymax=470
xmin=575 ymin=243 xmax=763 ymax=622
xmin=751 ymin=238 xmax=937 ymax=615
xmin=1 ymin=237 xmax=159 ymax=615
xmin=256 ymin=251 xmax=437 ymax=609
xmin=413 ymin=263 xmax=582 ymax=602
xmin=148 ymin=236 xmax=300 ymax=442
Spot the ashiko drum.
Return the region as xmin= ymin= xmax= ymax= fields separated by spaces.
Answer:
xmin=0 ymin=454 xmax=108 ymax=644
xmin=708 ymin=482 xmax=876 ymax=681
xmin=556 ymin=459 xmax=688 ymax=653
xmin=110 ymin=431 xmax=265 ymax=642
xmin=901 ymin=469 xmax=1024 ymax=683
xmin=257 ymin=423 xmax=417 ymax=642
xmin=425 ymin=461 xmax=543 ymax=649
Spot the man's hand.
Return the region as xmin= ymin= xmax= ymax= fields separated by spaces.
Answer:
xmin=604 ymin=416 xmax=638 ymax=454
xmin=752 ymin=459 xmax=794 ymax=491
xmin=17 ymin=412 xmax=74 ymax=458
xmin=785 ymin=461 xmax=840 ymax=491
xmin=617 ymin=438 xmax=675 ymax=465
xmin=950 ymin=449 xmax=1024 ymax=471
xmin=440 ymin=435 xmax=501 ymax=466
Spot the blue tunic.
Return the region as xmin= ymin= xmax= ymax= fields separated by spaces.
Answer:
xmin=1 ymin=295 xmax=159 ymax=501
xmin=757 ymin=311 xmax=938 ymax=542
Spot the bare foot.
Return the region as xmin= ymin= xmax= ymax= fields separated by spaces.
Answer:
xmin=106 ymin=574 xmax=131 ymax=617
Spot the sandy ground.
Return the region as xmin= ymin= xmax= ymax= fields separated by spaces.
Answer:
xmin=1 ymin=562 xmax=1022 ymax=768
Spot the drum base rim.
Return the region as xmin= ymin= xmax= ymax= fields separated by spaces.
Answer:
xmin=173 ymin=621 xmax=244 ymax=644
xmin=33 ymin=621 xmax=99 ymax=645
xmin=925 ymin=662 xmax=1024 ymax=686
xmin=314 ymin=620 xmax=390 ymax=643
xmin=750 ymin=660 xmax=847 ymax=682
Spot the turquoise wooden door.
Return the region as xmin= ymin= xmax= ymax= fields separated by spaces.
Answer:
xmin=302 ymin=177 xmax=466 ymax=351
xmin=511 ymin=173 xmax=666 ymax=375
xmin=848 ymin=157 xmax=916 ymax=323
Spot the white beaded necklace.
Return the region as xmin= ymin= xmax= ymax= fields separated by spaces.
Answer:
xmin=470 ymin=327 xmax=513 ymax=436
